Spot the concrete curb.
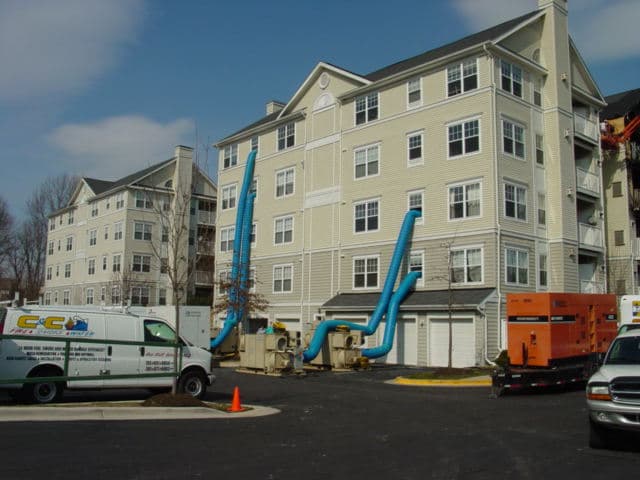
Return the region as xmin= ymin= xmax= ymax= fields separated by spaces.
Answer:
xmin=0 ymin=403 xmax=280 ymax=422
xmin=389 ymin=376 xmax=492 ymax=387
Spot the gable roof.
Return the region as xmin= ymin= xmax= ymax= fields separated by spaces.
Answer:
xmin=216 ymin=10 xmax=540 ymax=146
xmin=601 ymin=88 xmax=640 ymax=120
xmin=83 ymin=178 xmax=116 ymax=196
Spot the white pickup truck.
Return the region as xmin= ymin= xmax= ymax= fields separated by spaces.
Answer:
xmin=586 ymin=330 xmax=640 ymax=448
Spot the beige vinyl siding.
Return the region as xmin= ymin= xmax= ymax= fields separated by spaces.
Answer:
xmin=483 ymin=299 xmax=502 ymax=360
xmin=498 ymin=21 xmax=542 ymax=61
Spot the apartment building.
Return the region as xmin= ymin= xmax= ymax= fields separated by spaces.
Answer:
xmin=601 ymin=88 xmax=640 ymax=294
xmin=214 ymin=0 xmax=606 ymax=367
xmin=43 ymin=146 xmax=217 ymax=307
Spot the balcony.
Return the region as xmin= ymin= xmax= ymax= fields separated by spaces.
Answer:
xmin=574 ymin=113 xmax=599 ymax=143
xmin=197 ymin=210 xmax=216 ymax=225
xmin=576 ymin=167 xmax=600 ymax=196
xmin=197 ymin=240 xmax=215 ymax=256
xmin=581 ymin=280 xmax=605 ymax=293
xmin=579 ymin=223 xmax=603 ymax=249
xmin=195 ymin=270 xmax=214 ymax=285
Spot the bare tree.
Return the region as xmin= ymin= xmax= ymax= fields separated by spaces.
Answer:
xmin=212 ymin=264 xmax=269 ymax=319
xmin=0 ymin=196 xmax=13 ymax=275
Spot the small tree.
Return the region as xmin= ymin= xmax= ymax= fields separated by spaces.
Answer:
xmin=212 ymin=265 xmax=269 ymax=323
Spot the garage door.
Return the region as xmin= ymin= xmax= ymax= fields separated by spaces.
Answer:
xmin=377 ymin=317 xmax=417 ymax=366
xmin=428 ymin=317 xmax=475 ymax=367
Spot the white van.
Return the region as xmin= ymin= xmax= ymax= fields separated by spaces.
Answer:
xmin=0 ymin=306 xmax=215 ymax=404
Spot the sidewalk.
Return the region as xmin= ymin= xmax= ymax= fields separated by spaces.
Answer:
xmin=389 ymin=375 xmax=492 ymax=387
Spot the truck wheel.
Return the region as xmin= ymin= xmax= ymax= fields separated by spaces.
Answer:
xmin=23 ymin=368 xmax=63 ymax=404
xmin=589 ymin=419 xmax=610 ymax=449
xmin=178 ymin=371 xmax=207 ymax=399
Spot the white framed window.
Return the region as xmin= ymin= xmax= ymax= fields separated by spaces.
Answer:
xmin=134 ymin=222 xmax=152 ymax=241
xmin=101 ymin=286 xmax=106 ymax=302
xmin=275 ymin=167 xmax=295 ymax=197
xmin=49 ymin=218 xmax=55 ymax=231
xmin=112 ymin=254 xmax=121 ymax=272
xmin=354 ymin=199 xmax=379 ymax=233
xmin=448 ymin=119 xmax=480 ymax=157
xmin=44 ymin=292 xmax=51 ymax=305
xmin=274 ymin=216 xmax=293 ymax=245
xmin=160 ymin=258 xmax=168 ymax=274
xmin=277 ymin=123 xmax=295 ymax=151
xmin=86 ymin=288 xmax=94 ymax=305
xmin=503 ymin=120 xmax=525 ymax=159
xmin=407 ymin=77 xmax=422 ymax=108
xmin=220 ymin=226 xmax=235 ymax=252
xmin=355 ymin=92 xmax=379 ymax=125
xmin=504 ymin=183 xmax=527 ymax=221
xmin=131 ymin=286 xmax=149 ymax=306
xmin=273 ymin=264 xmax=293 ymax=293
xmin=354 ymin=144 xmax=380 ymax=179
xmin=66 ymin=236 xmax=74 ymax=251
xmin=537 ymin=193 xmax=546 ymax=227
xmin=55 ymin=265 xmax=59 ymax=277
xmin=62 ymin=290 xmax=69 ymax=305
xmin=111 ymin=286 xmax=121 ymax=305
xmin=451 ymin=247 xmax=483 ymax=284
xmin=46 ymin=266 xmax=52 ymax=281
xmin=104 ymin=225 xmax=109 ymax=240
xmin=221 ymin=184 xmax=237 ymax=210
xmin=251 ymin=136 xmax=259 ymax=155
xmin=448 ymin=181 xmax=481 ymax=220
xmin=407 ymin=132 xmax=423 ymax=166
xmin=158 ymin=288 xmax=167 ymax=306
xmin=102 ymin=255 xmax=108 ymax=271
xmin=506 ymin=247 xmax=529 ymax=285
xmin=114 ymin=222 xmax=123 ymax=240
xmin=251 ymin=223 xmax=257 ymax=245
xmin=219 ymin=270 xmax=231 ymax=295
xmin=409 ymin=250 xmax=424 ymax=287
xmin=90 ymin=204 xmax=98 ymax=217
xmin=68 ymin=211 xmax=74 ymax=225
xmin=535 ymin=134 xmax=544 ymax=165
xmin=407 ymin=190 xmax=424 ymax=224
xmin=88 ymin=230 xmax=97 ymax=247
xmin=132 ymin=254 xmax=151 ymax=273
xmin=48 ymin=241 xmax=54 ymax=255
xmin=162 ymin=226 xmax=169 ymax=243
xmin=501 ymin=60 xmax=523 ymax=98
xmin=87 ymin=258 xmax=95 ymax=275
xmin=64 ymin=263 xmax=71 ymax=278
xmin=353 ymin=255 xmax=379 ymax=289
xmin=533 ymin=78 xmax=542 ymax=106
xmin=135 ymin=191 xmax=152 ymax=209
xmin=223 ymin=144 xmax=238 ymax=169
xmin=538 ymin=253 xmax=548 ymax=288
xmin=115 ymin=193 xmax=124 ymax=209
xmin=447 ymin=58 xmax=478 ymax=97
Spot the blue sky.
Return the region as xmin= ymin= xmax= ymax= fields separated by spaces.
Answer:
xmin=2 ymin=0 xmax=639 ymax=217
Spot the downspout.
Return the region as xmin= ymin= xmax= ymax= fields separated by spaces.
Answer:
xmin=485 ymin=43 xmax=500 ymax=365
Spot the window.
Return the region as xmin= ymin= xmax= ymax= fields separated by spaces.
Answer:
xmin=48 ymin=241 xmax=54 ymax=255
xmin=354 ymin=144 xmax=379 ymax=179
xmin=115 ymin=193 xmax=124 ymax=209
xmin=44 ymin=292 xmax=51 ymax=305
xmin=66 ymin=236 xmax=73 ymax=251
xmin=132 ymin=254 xmax=151 ymax=273
xmin=111 ymin=286 xmax=121 ymax=305
xmin=64 ymin=263 xmax=71 ymax=278
xmin=536 ymin=134 xmax=544 ymax=165
xmin=251 ymin=136 xmax=259 ymax=155
xmin=101 ymin=287 xmax=106 ymax=302
xmin=160 ymin=258 xmax=168 ymax=274
xmin=131 ymin=286 xmax=150 ymax=306
xmin=273 ymin=264 xmax=293 ymax=293
xmin=251 ymin=223 xmax=257 ymax=245
xmin=57 ymin=240 xmax=61 ymax=251
xmin=451 ymin=247 xmax=482 ymax=284
xmin=56 ymin=265 xmax=59 ymax=277
xmin=88 ymin=230 xmax=96 ymax=246
xmin=353 ymin=256 xmax=379 ymax=289
xmin=63 ymin=290 xmax=69 ymax=305
xmin=354 ymin=199 xmax=379 ymax=233
xmin=114 ymin=222 xmax=123 ymax=240
xmin=86 ymin=288 xmax=94 ymax=305
xmin=220 ymin=226 xmax=235 ymax=252
xmin=221 ymin=184 xmax=237 ymax=210
xmin=533 ymin=78 xmax=542 ymax=106
xmin=104 ymin=225 xmax=109 ymax=240
xmin=250 ymin=178 xmax=258 ymax=197
xmin=501 ymin=60 xmax=522 ymax=97
xmin=102 ymin=255 xmax=108 ymax=271
xmin=408 ymin=190 xmax=424 ymax=224
xmin=539 ymin=254 xmax=548 ymax=287
xmin=506 ymin=247 xmax=529 ymax=285
xmin=223 ymin=144 xmax=238 ymax=169
xmin=134 ymin=222 xmax=152 ymax=241
xmin=88 ymin=258 xmax=95 ymax=275
xmin=219 ymin=270 xmax=231 ymax=295
xmin=448 ymin=119 xmax=479 ymax=157
xmin=91 ymin=204 xmax=98 ymax=217
xmin=612 ymin=181 xmax=622 ymax=197
xmin=112 ymin=254 xmax=121 ymax=272
xmin=409 ymin=251 xmax=424 ymax=286
xmin=53 ymin=290 xmax=59 ymax=304
xmin=277 ymin=123 xmax=295 ymax=151
xmin=537 ymin=194 xmax=546 ymax=226
xmin=68 ymin=211 xmax=74 ymax=225
xmin=162 ymin=226 xmax=169 ymax=243
xmin=447 ymin=58 xmax=478 ymax=97
xmin=504 ymin=183 xmax=527 ymax=221
xmin=46 ymin=267 xmax=52 ymax=281
xmin=135 ymin=191 xmax=152 ymax=209
xmin=276 ymin=167 xmax=295 ymax=197
xmin=158 ymin=288 xmax=167 ymax=306
xmin=407 ymin=133 xmax=423 ymax=165
xmin=615 ymin=230 xmax=625 ymax=246
xmin=407 ymin=78 xmax=421 ymax=107
xmin=355 ymin=92 xmax=379 ymax=125
xmin=274 ymin=216 xmax=293 ymax=244
xmin=449 ymin=182 xmax=481 ymax=220
xmin=503 ymin=120 xmax=525 ymax=159
xmin=49 ymin=219 xmax=55 ymax=231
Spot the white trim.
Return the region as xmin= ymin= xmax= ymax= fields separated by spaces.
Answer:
xmin=504 ymin=245 xmax=530 ymax=287
xmin=275 ymin=166 xmax=296 ymax=199
xmin=272 ymin=263 xmax=294 ymax=294
xmin=501 ymin=117 xmax=527 ymax=161
xmin=305 ymin=133 xmax=340 ymax=151
xmin=354 ymin=142 xmax=381 ymax=181
xmin=503 ymin=181 xmax=528 ymax=222
xmin=447 ymin=179 xmax=483 ymax=222
xmin=449 ymin=245 xmax=484 ymax=286
xmin=406 ymin=131 xmax=424 ymax=167
xmin=407 ymin=189 xmax=424 ymax=225
xmin=406 ymin=76 xmax=423 ymax=109
xmin=446 ymin=116 xmax=482 ymax=160
xmin=220 ymin=183 xmax=238 ymax=211
xmin=354 ymin=91 xmax=380 ymax=127
xmin=409 ymin=250 xmax=425 ymax=287
xmin=353 ymin=197 xmax=381 ymax=235
xmin=273 ymin=214 xmax=294 ymax=246
xmin=352 ymin=254 xmax=380 ymax=290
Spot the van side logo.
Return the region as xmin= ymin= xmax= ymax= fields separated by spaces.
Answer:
xmin=14 ymin=314 xmax=93 ymax=337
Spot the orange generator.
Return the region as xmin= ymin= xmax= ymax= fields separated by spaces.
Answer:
xmin=493 ymin=293 xmax=618 ymax=395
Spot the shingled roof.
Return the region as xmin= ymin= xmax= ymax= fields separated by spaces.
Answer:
xmin=601 ymin=88 xmax=640 ymax=120
xmin=83 ymin=157 xmax=175 ymax=197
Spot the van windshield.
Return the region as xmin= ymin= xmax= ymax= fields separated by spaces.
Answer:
xmin=144 ymin=320 xmax=176 ymax=344
xmin=605 ymin=336 xmax=640 ymax=365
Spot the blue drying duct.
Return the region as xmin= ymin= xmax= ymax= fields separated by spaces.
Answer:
xmin=302 ymin=209 xmax=421 ymax=362
xmin=360 ymin=271 xmax=421 ymax=359
xmin=211 ymin=151 xmax=257 ymax=350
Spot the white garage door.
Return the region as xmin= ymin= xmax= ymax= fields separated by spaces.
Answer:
xmin=377 ymin=317 xmax=417 ymax=366
xmin=428 ymin=317 xmax=475 ymax=367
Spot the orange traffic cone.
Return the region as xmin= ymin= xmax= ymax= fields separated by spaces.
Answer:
xmin=228 ymin=386 xmax=243 ymax=412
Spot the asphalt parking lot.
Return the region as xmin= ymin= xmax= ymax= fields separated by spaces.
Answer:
xmin=0 ymin=365 xmax=639 ymax=480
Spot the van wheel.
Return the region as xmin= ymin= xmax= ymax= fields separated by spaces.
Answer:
xmin=589 ymin=419 xmax=610 ymax=449
xmin=23 ymin=368 xmax=63 ymax=404
xmin=178 ymin=371 xmax=207 ymax=399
